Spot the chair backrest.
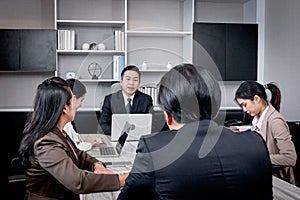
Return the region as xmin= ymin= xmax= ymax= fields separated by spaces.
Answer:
xmin=8 ymin=157 xmax=26 ymax=200
xmin=110 ymin=82 xmax=122 ymax=93
xmin=287 ymin=121 xmax=300 ymax=186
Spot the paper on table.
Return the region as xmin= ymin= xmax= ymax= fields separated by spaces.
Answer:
xmin=231 ymin=125 xmax=252 ymax=132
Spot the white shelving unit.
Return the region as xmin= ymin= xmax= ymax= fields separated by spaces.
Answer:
xmin=54 ymin=0 xmax=126 ymax=110
xmin=54 ymin=0 xmax=260 ymax=110
xmin=53 ymin=0 xmax=195 ymax=110
xmin=54 ymin=0 xmax=126 ymax=81
xmin=126 ymin=0 xmax=194 ymax=79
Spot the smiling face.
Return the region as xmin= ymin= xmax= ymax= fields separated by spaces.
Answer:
xmin=120 ymin=70 xmax=140 ymax=97
xmin=236 ymin=95 xmax=267 ymax=117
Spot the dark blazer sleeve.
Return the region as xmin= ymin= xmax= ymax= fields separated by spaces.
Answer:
xmin=132 ymin=91 xmax=153 ymax=113
xmin=117 ymin=138 xmax=157 ymax=200
xmin=99 ymin=95 xmax=113 ymax=135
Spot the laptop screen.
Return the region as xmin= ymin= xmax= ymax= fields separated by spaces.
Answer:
xmin=111 ymin=113 xmax=152 ymax=141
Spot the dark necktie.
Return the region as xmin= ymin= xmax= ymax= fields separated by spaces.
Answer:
xmin=126 ymin=98 xmax=132 ymax=113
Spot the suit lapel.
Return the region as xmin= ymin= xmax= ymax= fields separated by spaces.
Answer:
xmin=131 ymin=91 xmax=139 ymax=112
xmin=111 ymin=90 xmax=127 ymax=113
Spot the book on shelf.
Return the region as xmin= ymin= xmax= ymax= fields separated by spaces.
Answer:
xmin=139 ymin=86 xmax=158 ymax=105
xmin=57 ymin=29 xmax=75 ymax=50
xmin=114 ymin=30 xmax=125 ymax=51
xmin=112 ymin=55 xmax=125 ymax=80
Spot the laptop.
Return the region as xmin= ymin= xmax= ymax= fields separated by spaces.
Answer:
xmin=111 ymin=113 xmax=152 ymax=141
xmin=96 ymin=121 xmax=132 ymax=157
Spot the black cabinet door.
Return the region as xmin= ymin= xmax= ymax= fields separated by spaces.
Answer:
xmin=226 ymin=24 xmax=257 ymax=81
xmin=0 ymin=30 xmax=20 ymax=71
xmin=20 ymin=30 xmax=56 ymax=71
xmin=0 ymin=29 xmax=56 ymax=72
xmin=193 ymin=23 xmax=258 ymax=81
xmin=193 ymin=23 xmax=226 ymax=81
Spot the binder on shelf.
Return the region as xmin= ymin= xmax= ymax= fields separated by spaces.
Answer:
xmin=121 ymin=31 xmax=125 ymax=51
xmin=114 ymin=30 xmax=119 ymax=51
xmin=57 ymin=29 xmax=75 ymax=50
xmin=114 ymin=30 xmax=124 ymax=51
xmin=112 ymin=55 xmax=125 ymax=80
xmin=139 ymin=86 xmax=158 ymax=105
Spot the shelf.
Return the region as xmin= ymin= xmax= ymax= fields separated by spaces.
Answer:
xmin=140 ymin=69 xmax=169 ymax=72
xmin=77 ymin=107 xmax=101 ymax=112
xmin=57 ymin=20 xmax=125 ymax=27
xmin=78 ymin=79 xmax=119 ymax=83
xmin=127 ymin=31 xmax=192 ymax=37
xmin=57 ymin=50 xmax=125 ymax=54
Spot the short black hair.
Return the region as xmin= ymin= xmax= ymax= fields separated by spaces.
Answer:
xmin=66 ymin=78 xmax=87 ymax=99
xmin=158 ymin=63 xmax=221 ymax=123
xmin=121 ymin=65 xmax=141 ymax=79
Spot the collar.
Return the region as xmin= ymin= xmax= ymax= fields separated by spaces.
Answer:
xmin=52 ymin=127 xmax=65 ymax=137
xmin=122 ymin=90 xmax=135 ymax=105
xmin=52 ymin=127 xmax=79 ymax=166
xmin=252 ymin=105 xmax=269 ymax=132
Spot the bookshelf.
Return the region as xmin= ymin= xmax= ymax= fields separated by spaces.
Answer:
xmin=54 ymin=0 xmax=259 ymax=110
xmin=54 ymin=0 xmax=126 ymax=82
xmin=53 ymin=0 xmax=193 ymax=109
xmin=126 ymin=0 xmax=193 ymax=75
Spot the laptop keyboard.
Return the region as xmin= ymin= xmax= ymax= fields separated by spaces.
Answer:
xmin=99 ymin=146 xmax=117 ymax=155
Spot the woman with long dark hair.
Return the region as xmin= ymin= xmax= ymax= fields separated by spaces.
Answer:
xmin=19 ymin=76 xmax=127 ymax=200
xmin=235 ymin=80 xmax=297 ymax=184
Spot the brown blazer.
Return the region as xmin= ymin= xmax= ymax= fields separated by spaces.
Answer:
xmin=25 ymin=128 xmax=120 ymax=200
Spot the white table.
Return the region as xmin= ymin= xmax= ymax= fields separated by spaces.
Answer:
xmin=79 ymin=134 xmax=136 ymax=200
xmin=273 ymin=176 xmax=300 ymax=200
xmin=80 ymin=134 xmax=300 ymax=200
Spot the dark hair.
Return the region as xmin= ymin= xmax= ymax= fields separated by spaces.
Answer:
xmin=121 ymin=65 xmax=141 ymax=80
xmin=18 ymin=76 xmax=72 ymax=167
xmin=158 ymin=63 xmax=221 ymax=123
xmin=66 ymin=78 xmax=87 ymax=99
xmin=235 ymin=80 xmax=281 ymax=111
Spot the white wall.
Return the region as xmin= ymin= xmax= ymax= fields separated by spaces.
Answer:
xmin=0 ymin=0 xmax=54 ymax=109
xmin=195 ymin=2 xmax=244 ymax=23
xmin=264 ymin=0 xmax=300 ymax=120
xmin=0 ymin=0 xmax=53 ymax=29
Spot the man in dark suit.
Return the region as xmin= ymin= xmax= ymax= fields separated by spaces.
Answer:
xmin=117 ymin=64 xmax=273 ymax=200
xmin=99 ymin=65 xmax=153 ymax=135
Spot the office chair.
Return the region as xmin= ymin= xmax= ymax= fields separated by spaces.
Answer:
xmin=8 ymin=157 xmax=26 ymax=199
xmin=287 ymin=121 xmax=300 ymax=186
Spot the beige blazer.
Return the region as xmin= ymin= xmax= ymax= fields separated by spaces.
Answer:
xmin=260 ymin=105 xmax=297 ymax=166
xmin=259 ymin=105 xmax=297 ymax=184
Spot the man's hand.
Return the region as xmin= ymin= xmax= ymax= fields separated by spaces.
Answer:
xmin=118 ymin=173 xmax=129 ymax=187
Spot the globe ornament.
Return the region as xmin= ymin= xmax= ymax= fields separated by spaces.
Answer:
xmin=97 ymin=43 xmax=106 ymax=50
xmin=88 ymin=62 xmax=102 ymax=80
xmin=82 ymin=43 xmax=89 ymax=50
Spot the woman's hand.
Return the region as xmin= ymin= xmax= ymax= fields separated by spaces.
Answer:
xmin=228 ymin=126 xmax=240 ymax=132
xmin=93 ymin=163 xmax=115 ymax=174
